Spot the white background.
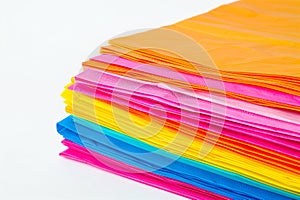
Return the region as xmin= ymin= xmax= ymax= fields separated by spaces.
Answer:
xmin=0 ymin=0 xmax=234 ymax=199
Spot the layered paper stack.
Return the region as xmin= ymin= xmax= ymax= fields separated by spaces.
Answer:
xmin=56 ymin=0 xmax=300 ymax=199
